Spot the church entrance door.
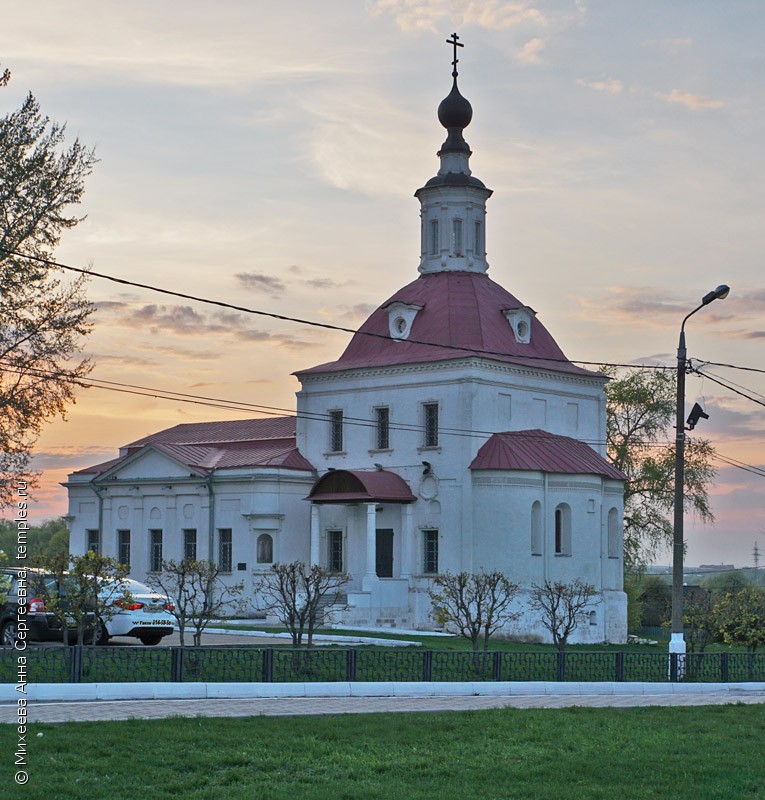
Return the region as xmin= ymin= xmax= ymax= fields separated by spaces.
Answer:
xmin=375 ymin=529 xmax=394 ymax=577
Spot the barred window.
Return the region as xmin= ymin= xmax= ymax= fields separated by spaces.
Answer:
xmin=422 ymin=529 xmax=439 ymax=575
xmin=423 ymin=402 xmax=439 ymax=447
xmin=329 ymin=410 xmax=344 ymax=452
xmin=149 ymin=529 xmax=163 ymax=572
xmin=117 ymin=530 xmax=131 ymax=571
xmin=183 ymin=528 xmax=197 ymax=561
xmin=327 ymin=530 xmax=343 ymax=573
xmin=218 ymin=528 xmax=233 ymax=572
xmin=86 ymin=529 xmax=101 ymax=553
xmin=375 ymin=406 xmax=390 ymax=450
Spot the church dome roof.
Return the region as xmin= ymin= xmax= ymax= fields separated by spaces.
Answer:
xmin=438 ymin=79 xmax=473 ymax=131
xmin=297 ymin=272 xmax=595 ymax=377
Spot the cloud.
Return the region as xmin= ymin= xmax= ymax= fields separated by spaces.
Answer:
xmin=576 ymin=78 xmax=623 ymax=94
xmin=516 ymin=37 xmax=545 ymax=64
xmin=658 ymin=90 xmax=724 ymax=110
xmin=333 ymin=303 xmax=378 ymax=322
xmin=235 ymin=272 xmax=286 ymax=296
xmin=304 ymin=278 xmax=346 ymax=290
xmin=367 ymin=0 xmax=547 ymax=33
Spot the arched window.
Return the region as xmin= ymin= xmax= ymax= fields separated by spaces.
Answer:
xmin=554 ymin=503 xmax=572 ymax=556
xmin=256 ymin=534 xmax=273 ymax=564
xmin=607 ymin=507 xmax=620 ymax=558
xmin=452 ymin=219 xmax=463 ymax=255
xmin=531 ymin=501 xmax=542 ymax=555
xmin=430 ymin=220 xmax=439 ymax=255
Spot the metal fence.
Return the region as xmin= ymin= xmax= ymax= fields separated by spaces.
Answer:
xmin=3 ymin=646 xmax=765 ymax=685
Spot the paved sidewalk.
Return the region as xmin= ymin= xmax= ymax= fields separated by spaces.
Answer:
xmin=3 ymin=689 xmax=764 ymax=724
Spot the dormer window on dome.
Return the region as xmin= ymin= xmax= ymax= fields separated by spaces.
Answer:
xmin=385 ymin=302 xmax=423 ymax=340
xmin=503 ymin=306 xmax=536 ymax=344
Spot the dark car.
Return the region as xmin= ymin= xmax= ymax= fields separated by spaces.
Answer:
xmin=0 ymin=568 xmax=95 ymax=646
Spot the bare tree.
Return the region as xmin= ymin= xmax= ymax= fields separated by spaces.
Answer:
xmin=529 ymin=579 xmax=599 ymax=651
xmin=148 ymin=559 xmax=245 ymax=646
xmin=256 ymin=562 xmax=349 ymax=647
xmin=429 ymin=570 xmax=520 ymax=655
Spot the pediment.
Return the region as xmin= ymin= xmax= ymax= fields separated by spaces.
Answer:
xmin=99 ymin=446 xmax=204 ymax=482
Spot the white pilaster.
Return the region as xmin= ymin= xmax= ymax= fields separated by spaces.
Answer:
xmin=310 ymin=504 xmax=320 ymax=567
xmin=362 ymin=503 xmax=378 ymax=591
xmin=400 ymin=504 xmax=413 ymax=579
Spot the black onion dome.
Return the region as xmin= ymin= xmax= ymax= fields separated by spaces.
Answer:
xmin=437 ymin=79 xmax=473 ymax=153
xmin=438 ymin=79 xmax=473 ymax=129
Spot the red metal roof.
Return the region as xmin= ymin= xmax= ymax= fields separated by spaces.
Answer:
xmin=125 ymin=416 xmax=296 ymax=448
xmin=307 ymin=469 xmax=416 ymax=503
xmin=73 ymin=416 xmax=313 ymax=476
xmin=297 ymin=272 xmax=596 ymax=377
xmin=469 ymin=429 xmax=626 ymax=480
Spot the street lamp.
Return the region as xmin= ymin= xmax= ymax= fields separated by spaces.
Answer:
xmin=670 ymin=284 xmax=730 ymax=673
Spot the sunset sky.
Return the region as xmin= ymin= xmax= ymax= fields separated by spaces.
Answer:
xmin=2 ymin=1 xmax=763 ymax=566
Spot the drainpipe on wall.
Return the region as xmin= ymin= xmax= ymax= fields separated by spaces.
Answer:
xmin=92 ymin=481 xmax=105 ymax=553
xmin=206 ymin=471 xmax=215 ymax=562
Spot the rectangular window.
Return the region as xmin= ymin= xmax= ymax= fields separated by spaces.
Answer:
xmin=329 ymin=410 xmax=344 ymax=452
xmin=149 ymin=529 xmax=163 ymax=572
xmin=452 ymin=219 xmax=463 ymax=255
xmin=475 ymin=220 xmax=483 ymax=256
xmin=375 ymin=406 xmax=390 ymax=450
xmin=423 ymin=402 xmax=439 ymax=447
xmin=218 ymin=528 xmax=233 ymax=572
xmin=430 ymin=219 xmax=439 ymax=255
xmin=183 ymin=528 xmax=197 ymax=561
xmin=327 ymin=530 xmax=343 ymax=573
xmin=86 ymin=529 xmax=100 ymax=553
xmin=422 ymin=529 xmax=439 ymax=575
xmin=117 ymin=530 xmax=131 ymax=572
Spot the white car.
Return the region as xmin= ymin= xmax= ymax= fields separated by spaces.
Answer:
xmin=96 ymin=579 xmax=175 ymax=646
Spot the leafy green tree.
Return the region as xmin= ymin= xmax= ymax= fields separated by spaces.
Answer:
xmin=683 ymin=589 xmax=716 ymax=654
xmin=43 ymin=550 xmax=130 ymax=646
xmin=637 ymin=575 xmax=672 ymax=627
xmin=0 ymin=66 xmax=96 ymax=507
xmin=715 ymin=587 xmax=765 ymax=653
xmin=0 ymin=516 xmax=69 ymax=565
xmin=602 ymin=368 xmax=715 ymax=570
xmin=429 ymin=570 xmax=520 ymax=656
xmin=703 ymin=570 xmax=751 ymax=601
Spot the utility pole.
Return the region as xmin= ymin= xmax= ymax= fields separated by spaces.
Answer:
xmin=754 ymin=541 xmax=761 ymax=586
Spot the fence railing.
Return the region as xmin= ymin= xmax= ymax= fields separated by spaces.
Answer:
xmin=3 ymin=646 xmax=765 ymax=685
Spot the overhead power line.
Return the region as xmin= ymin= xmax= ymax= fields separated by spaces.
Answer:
xmin=0 ymin=247 xmax=673 ymax=373
xmin=692 ymin=368 xmax=765 ymax=411
xmin=6 ymin=358 xmax=765 ymax=481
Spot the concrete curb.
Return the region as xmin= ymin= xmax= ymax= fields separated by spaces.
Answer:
xmin=3 ymin=681 xmax=765 ymax=703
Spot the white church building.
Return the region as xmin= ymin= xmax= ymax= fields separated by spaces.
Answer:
xmin=65 ymin=53 xmax=627 ymax=643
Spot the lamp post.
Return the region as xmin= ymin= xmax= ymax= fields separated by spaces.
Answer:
xmin=670 ymin=284 xmax=730 ymax=673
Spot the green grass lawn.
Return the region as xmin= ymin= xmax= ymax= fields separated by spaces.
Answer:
xmin=4 ymin=704 xmax=765 ymax=799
